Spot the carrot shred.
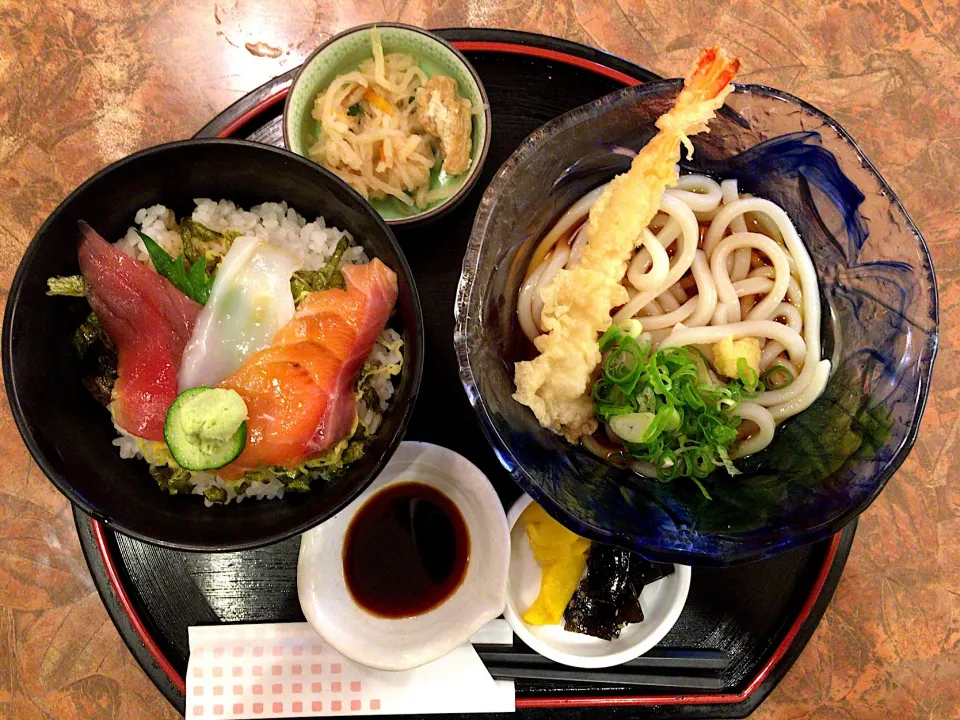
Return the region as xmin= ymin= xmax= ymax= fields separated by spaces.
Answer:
xmin=363 ymin=88 xmax=394 ymax=116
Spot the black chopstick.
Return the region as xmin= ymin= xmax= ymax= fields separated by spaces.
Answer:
xmin=486 ymin=666 xmax=727 ymax=690
xmin=477 ymin=646 xmax=729 ymax=671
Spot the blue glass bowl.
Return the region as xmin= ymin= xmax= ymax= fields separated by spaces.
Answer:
xmin=454 ymin=80 xmax=939 ymax=565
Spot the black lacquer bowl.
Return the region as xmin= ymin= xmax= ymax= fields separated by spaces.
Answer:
xmin=455 ymin=80 xmax=938 ymax=565
xmin=3 ymin=139 xmax=424 ymax=551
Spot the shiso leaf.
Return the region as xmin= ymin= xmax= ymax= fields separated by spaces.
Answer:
xmin=138 ymin=230 xmax=215 ymax=304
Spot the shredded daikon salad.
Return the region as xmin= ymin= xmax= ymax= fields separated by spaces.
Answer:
xmin=308 ymin=29 xmax=472 ymax=209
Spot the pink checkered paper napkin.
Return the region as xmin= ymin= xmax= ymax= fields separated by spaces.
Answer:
xmin=186 ymin=621 xmax=515 ymax=719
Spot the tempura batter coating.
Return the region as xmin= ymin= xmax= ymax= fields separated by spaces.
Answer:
xmin=513 ymin=47 xmax=740 ymax=441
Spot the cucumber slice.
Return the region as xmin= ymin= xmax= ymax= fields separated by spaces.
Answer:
xmin=164 ymin=387 xmax=247 ymax=471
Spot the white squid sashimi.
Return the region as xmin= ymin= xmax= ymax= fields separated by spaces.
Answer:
xmin=178 ymin=236 xmax=301 ymax=390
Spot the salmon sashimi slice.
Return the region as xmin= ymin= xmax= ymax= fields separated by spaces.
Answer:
xmin=77 ymin=221 xmax=201 ymax=441
xmin=218 ymin=259 xmax=399 ymax=477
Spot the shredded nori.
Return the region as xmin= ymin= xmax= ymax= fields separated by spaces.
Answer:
xmin=72 ymin=312 xmax=106 ymax=356
xmin=203 ymin=486 xmax=228 ymax=504
xmin=284 ymin=476 xmax=312 ymax=493
xmin=149 ymin=465 xmax=194 ymax=495
xmin=71 ymin=313 xmax=118 ymax=406
xmin=81 ymin=351 xmax=119 ymax=406
xmin=178 ymin=217 xmax=240 ymax=272
xmin=290 ymin=237 xmax=349 ymax=303
xmin=46 ymin=275 xmax=87 ymax=297
xmin=342 ymin=438 xmax=367 ymax=465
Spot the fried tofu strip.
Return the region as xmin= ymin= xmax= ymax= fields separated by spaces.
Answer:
xmin=514 ymin=47 xmax=740 ymax=441
xmin=417 ymin=75 xmax=473 ymax=175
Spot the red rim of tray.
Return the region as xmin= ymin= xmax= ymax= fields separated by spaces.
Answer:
xmin=91 ymin=515 xmax=841 ymax=707
xmin=90 ymin=38 xmax=846 ymax=710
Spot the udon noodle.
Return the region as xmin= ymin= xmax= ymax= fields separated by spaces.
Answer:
xmin=519 ymin=174 xmax=830 ymax=464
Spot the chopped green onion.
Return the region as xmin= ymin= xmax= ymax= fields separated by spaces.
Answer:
xmin=618 ymin=318 xmax=644 ymax=338
xmin=691 ymin=477 xmax=713 ymax=500
xmin=598 ymin=325 xmax=624 ymax=353
xmin=604 ymin=337 xmax=643 ymax=391
xmin=663 ymin=406 xmax=682 ymax=432
xmin=610 ymin=412 xmax=655 ymax=444
xmin=636 ymin=386 xmax=657 ymax=413
xmin=737 ymin=357 xmax=759 ymax=389
xmin=761 ymin=364 xmax=794 ymax=388
xmin=589 ymin=331 xmax=747 ymax=494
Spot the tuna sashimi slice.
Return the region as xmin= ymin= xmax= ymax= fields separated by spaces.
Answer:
xmin=218 ymin=259 xmax=398 ymax=477
xmin=77 ymin=221 xmax=201 ymax=441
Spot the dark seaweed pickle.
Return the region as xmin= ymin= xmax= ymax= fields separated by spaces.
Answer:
xmin=564 ymin=544 xmax=675 ymax=640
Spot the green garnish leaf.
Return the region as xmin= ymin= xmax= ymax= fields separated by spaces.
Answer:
xmin=139 ymin=230 xmax=175 ymax=275
xmin=187 ymin=255 xmax=212 ymax=302
xmin=72 ymin=312 xmax=109 ymax=357
xmin=46 ymin=275 xmax=87 ymax=296
xmin=138 ymin=230 xmax=215 ymax=304
xmin=315 ymin=237 xmax=349 ymax=289
xmin=347 ymin=103 xmax=365 ymax=117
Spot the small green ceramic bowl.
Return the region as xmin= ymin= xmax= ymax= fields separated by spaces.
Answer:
xmin=283 ymin=23 xmax=491 ymax=226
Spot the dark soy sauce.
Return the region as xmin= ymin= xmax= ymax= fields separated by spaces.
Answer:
xmin=343 ymin=482 xmax=470 ymax=618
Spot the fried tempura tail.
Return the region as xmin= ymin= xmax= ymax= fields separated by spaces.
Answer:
xmin=513 ymin=48 xmax=739 ymax=442
xmin=657 ymin=47 xmax=741 ymax=160
xmin=685 ymin=46 xmax=741 ymax=102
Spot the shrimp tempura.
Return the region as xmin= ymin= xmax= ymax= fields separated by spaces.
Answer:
xmin=514 ymin=47 xmax=740 ymax=441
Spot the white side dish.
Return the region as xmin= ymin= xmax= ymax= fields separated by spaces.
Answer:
xmin=297 ymin=441 xmax=510 ymax=671
xmin=503 ymin=494 xmax=691 ymax=668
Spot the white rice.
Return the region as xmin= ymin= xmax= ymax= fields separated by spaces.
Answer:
xmin=115 ymin=198 xmax=368 ymax=271
xmin=116 ymin=205 xmax=182 ymax=263
xmin=111 ymin=199 xmax=401 ymax=505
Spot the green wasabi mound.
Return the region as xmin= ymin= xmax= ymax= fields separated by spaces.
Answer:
xmin=164 ymin=387 xmax=248 ymax=471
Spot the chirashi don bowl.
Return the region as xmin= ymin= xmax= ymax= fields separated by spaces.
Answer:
xmin=3 ymin=139 xmax=424 ymax=552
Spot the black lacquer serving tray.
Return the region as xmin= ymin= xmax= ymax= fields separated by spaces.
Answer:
xmin=74 ymin=28 xmax=856 ymax=719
